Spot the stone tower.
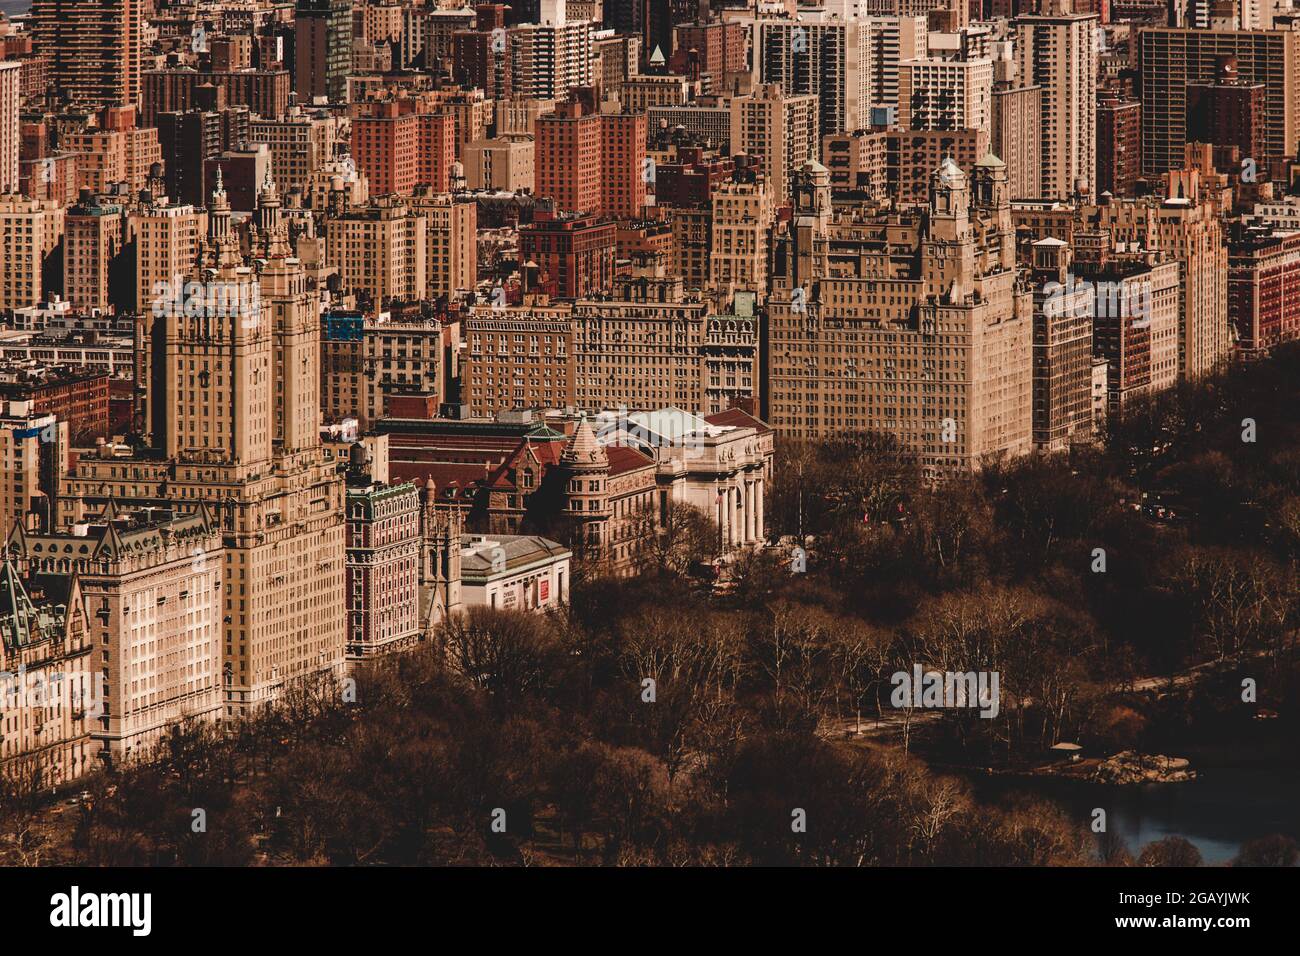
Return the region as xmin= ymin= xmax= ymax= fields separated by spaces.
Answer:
xmin=559 ymin=417 xmax=610 ymax=559
xmin=419 ymin=478 xmax=463 ymax=632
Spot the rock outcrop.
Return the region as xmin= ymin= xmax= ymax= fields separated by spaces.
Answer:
xmin=1093 ymin=751 xmax=1196 ymax=785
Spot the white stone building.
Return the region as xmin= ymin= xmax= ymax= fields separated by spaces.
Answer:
xmin=460 ymin=534 xmax=571 ymax=613
xmin=592 ymin=406 xmax=773 ymax=552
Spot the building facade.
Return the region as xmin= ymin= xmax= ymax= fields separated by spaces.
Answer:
xmin=766 ymin=157 xmax=1032 ymax=476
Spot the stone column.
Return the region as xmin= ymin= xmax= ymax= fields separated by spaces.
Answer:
xmin=716 ymin=487 xmax=726 ymax=551
xmin=745 ymin=479 xmax=755 ymax=543
xmin=728 ymin=484 xmax=738 ymax=550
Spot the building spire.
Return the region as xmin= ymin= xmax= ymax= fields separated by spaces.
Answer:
xmin=562 ymin=416 xmax=608 ymax=467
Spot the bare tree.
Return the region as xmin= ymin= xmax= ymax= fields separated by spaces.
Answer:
xmin=631 ymin=502 xmax=719 ymax=577
xmin=437 ymin=607 xmax=559 ymax=699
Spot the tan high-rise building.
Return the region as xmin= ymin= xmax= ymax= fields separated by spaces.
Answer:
xmin=326 ymin=196 xmax=428 ymax=309
xmin=60 ymin=106 xmax=161 ymax=195
xmin=0 ymin=61 xmax=18 ymax=194
xmin=767 ymin=157 xmax=1032 ymax=476
xmin=711 ymin=175 xmax=775 ymax=296
xmin=1 ymin=399 xmax=66 ymax=538
xmin=823 ymin=128 xmax=889 ymax=194
xmin=30 ymin=0 xmax=144 ymax=109
xmin=898 ymin=56 xmax=994 ymax=134
xmin=1076 ymin=244 xmax=1182 ymax=417
xmin=8 ymin=506 xmax=225 ymax=766
xmin=62 ymin=177 xmax=347 ymax=715
xmin=64 ymin=196 xmax=128 ymax=314
xmin=992 ymin=81 xmax=1042 ymax=200
xmin=250 ymin=107 xmax=340 ymax=192
xmin=411 ymin=190 xmax=477 ymax=301
xmin=1029 ymin=238 xmax=1096 ymax=451
xmin=1079 ymin=167 xmax=1230 ymax=380
xmin=886 ymin=128 xmax=989 ymax=205
xmin=0 ymin=195 xmax=65 ymax=311
xmin=730 ymin=84 xmax=820 ymax=204
xmin=755 ymin=12 xmax=869 ymax=136
xmin=509 ymin=3 xmax=595 ymax=100
xmin=494 ymin=95 xmax=556 ymax=137
xmin=1138 ymin=26 xmax=1300 ymax=177
xmin=463 ymin=135 xmax=535 ymax=192
xmin=864 ymin=15 xmax=929 ymax=113
xmin=671 ymin=204 xmax=713 ymax=293
xmin=130 ymin=202 xmax=207 ymax=316
xmin=1013 ymin=1 xmax=1098 ymax=199
xmin=859 ymin=0 xmax=969 ymax=26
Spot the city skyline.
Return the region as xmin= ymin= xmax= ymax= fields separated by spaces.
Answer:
xmin=0 ymin=0 xmax=1294 ymax=914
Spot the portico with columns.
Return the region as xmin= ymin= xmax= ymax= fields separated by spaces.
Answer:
xmin=593 ymin=406 xmax=773 ymax=556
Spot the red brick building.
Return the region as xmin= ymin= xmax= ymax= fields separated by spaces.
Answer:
xmin=519 ymin=209 xmax=617 ymax=300
xmin=344 ymin=452 xmax=422 ymax=659
xmin=452 ymin=22 xmax=512 ymax=100
xmin=0 ymin=368 xmax=110 ymax=443
xmin=535 ymin=96 xmax=648 ymax=219
xmin=141 ymin=69 xmax=290 ymax=127
xmin=1186 ymin=57 xmax=1266 ymax=174
xmin=1097 ymin=94 xmax=1141 ymax=197
xmin=671 ymin=19 xmax=746 ymax=90
xmin=1228 ymin=228 xmax=1300 ymax=358
xmin=1 ymin=34 xmax=49 ymax=102
xmin=352 ymin=99 xmax=457 ymax=196
xmin=654 ymin=147 xmax=734 ymax=208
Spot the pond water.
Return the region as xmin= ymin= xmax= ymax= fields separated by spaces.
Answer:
xmin=968 ymin=764 xmax=1300 ymax=865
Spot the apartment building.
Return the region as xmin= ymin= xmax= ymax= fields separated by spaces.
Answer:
xmin=462 ymin=134 xmax=535 ymax=192
xmin=59 ymin=105 xmax=162 ymax=196
xmin=1029 ymin=238 xmax=1096 ymax=451
xmin=755 ymin=12 xmax=869 ymax=136
xmin=0 ymin=556 xmax=92 ymax=786
xmin=30 ymin=0 xmax=144 ymax=109
xmin=250 ymin=107 xmax=340 ymax=192
xmin=343 ymin=450 xmax=421 ymax=659
xmin=1 ymin=400 xmax=66 ymax=539
xmin=8 ymin=506 xmax=224 ymax=766
xmin=730 ymin=84 xmax=820 ymax=204
xmin=711 ymin=175 xmax=775 ymax=295
xmin=1137 ymin=26 xmax=1300 ymax=176
xmin=0 ymin=60 xmax=17 ymax=194
xmin=462 ymin=303 xmax=576 ymax=416
xmin=535 ymin=96 xmax=648 ymax=219
xmin=0 ymin=195 xmax=65 ymax=312
xmin=1080 ymin=167 xmax=1230 ymax=380
xmin=898 ymin=56 xmax=993 ymax=134
xmin=130 ymin=202 xmax=206 ymax=316
xmin=64 ymin=213 xmax=346 ymax=716
xmin=509 ymin=0 xmax=595 ymax=99
xmin=320 ymin=310 xmax=453 ymax=428
xmin=1014 ymin=1 xmax=1099 ymax=199
xmin=326 ymin=196 xmax=429 ymax=308
xmin=351 ymin=100 xmax=457 ymax=197
xmin=767 ymin=157 xmax=1032 ymax=476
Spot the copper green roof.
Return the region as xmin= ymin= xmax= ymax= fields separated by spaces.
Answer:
xmin=0 ymin=558 xmax=68 ymax=651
